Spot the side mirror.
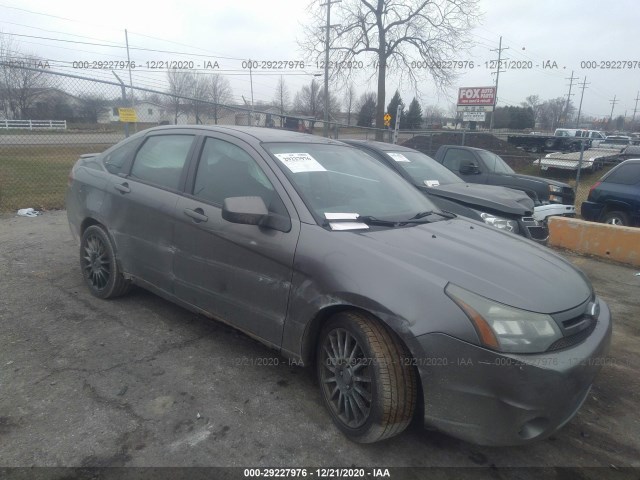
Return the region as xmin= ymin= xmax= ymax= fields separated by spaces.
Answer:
xmin=459 ymin=163 xmax=480 ymax=175
xmin=222 ymin=196 xmax=268 ymax=225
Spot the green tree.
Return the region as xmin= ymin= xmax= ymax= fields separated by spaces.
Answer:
xmin=386 ymin=90 xmax=404 ymax=129
xmin=405 ymin=97 xmax=423 ymax=129
xmin=356 ymin=92 xmax=376 ymax=127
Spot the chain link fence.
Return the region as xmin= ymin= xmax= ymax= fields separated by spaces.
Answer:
xmin=0 ymin=65 xmax=624 ymax=213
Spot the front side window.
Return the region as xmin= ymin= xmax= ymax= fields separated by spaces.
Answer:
xmin=477 ymin=150 xmax=515 ymax=174
xmin=442 ymin=149 xmax=477 ymax=172
xmin=264 ymin=143 xmax=439 ymax=223
xmin=385 ymin=150 xmax=463 ymax=186
xmin=130 ymin=135 xmax=194 ymax=190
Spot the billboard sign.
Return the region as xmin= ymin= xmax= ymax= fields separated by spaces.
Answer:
xmin=457 ymin=86 xmax=496 ymax=107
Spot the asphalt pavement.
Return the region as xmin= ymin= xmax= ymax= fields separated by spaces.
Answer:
xmin=0 ymin=211 xmax=638 ymax=476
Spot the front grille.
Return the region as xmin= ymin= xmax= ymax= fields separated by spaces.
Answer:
xmin=546 ymin=319 xmax=597 ymax=352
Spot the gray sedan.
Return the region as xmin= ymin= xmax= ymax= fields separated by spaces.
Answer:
xmin=66 ymin=126 xmax=611 ymax=446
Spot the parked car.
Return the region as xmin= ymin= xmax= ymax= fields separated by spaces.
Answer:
xmin=430 ymin=145 xmax=576 ymax=222
xmin=581 ymin=158 xmax=640 ymax=226
xmin=342 ymin=139 xmax=548 ymax=242
xmin=67 ymin=125 xmax=611 ymax=446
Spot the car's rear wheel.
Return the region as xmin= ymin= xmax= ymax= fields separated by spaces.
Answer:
xmin=80 ymin=225 xmax=131 ymax=299
xmin=317 ymin=311 xmax=417 ymax=443
xmin=602 ymin=210 xmax=629 ymax=227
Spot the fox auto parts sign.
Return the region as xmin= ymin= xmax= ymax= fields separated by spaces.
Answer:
xmin=457 ymin=87 xmax=496 ymax=106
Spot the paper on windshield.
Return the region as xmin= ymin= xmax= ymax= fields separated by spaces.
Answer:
xmin=325 ymin=212 xmax=359 ymax=220
xmin=388 ymin=152 xmax=410 ymax=162
xmin=329 ymin=222 xmax=369 ymax=231
xmin=274 ymin=153 xmax=327 ymax=173
xmin=424 ymin=180 xmax=440 ymax=187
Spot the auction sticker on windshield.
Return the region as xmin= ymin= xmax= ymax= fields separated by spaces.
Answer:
xmin=424 ymin=180 xmax=440 ymax=187
xmin=274 ymin=153 xmax=327 ymax=173
xmin=388 ymin=152 xmax=411 ymax=162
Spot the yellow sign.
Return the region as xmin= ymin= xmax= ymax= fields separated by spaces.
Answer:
xmin=118 ymin=108 xmax=138 ymax=123
xmin=384 ymin=112 xmax=391 ymax=126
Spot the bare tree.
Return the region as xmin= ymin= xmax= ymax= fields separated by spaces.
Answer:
xmin=344 ymin=82 xmax=356 ymax=126
xmin=293 ymin=79 xmax=341 ymax=129
xmin=423 ymin=104 xmax=444 ymax=126
xmin=272 ymin=76 xmax=290 ymax=127
xmin=166 ymin=69 xmax=195 ymax=124
xmin=521 ymin=94 xmax=542 ymax=125
xmin=299 ymin=0 xmax=479 ymax=138
xmin=1 ymin=34 xmax=55 ymax=119
xmin=208 ymin=74 xmax=233 ymax=124
xmin=539 ymin=97 xmax=567 ymax=131
xmin=78 ymin=94 xmax=110 ymax=123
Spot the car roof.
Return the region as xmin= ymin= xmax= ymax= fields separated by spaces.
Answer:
xmin=341 ymin=139 xmax=419 ymax=153
xmin=143 ymin=125 xmax=345 ymax=145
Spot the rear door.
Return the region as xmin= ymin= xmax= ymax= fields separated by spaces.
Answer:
xmin=105 ymin=132 xmax=196 ymax=293
xmin=173 ymin=134 xmax=300 ymax=347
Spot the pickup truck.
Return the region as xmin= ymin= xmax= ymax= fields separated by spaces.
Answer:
xmin=430 ymin=145 xmax=576 ymax=222
xmin=507 ymin=129 xmax=590 ymax=153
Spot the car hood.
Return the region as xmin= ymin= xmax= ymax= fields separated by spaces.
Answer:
xmin=498 ymin=173 xmax=571 ymax=189
xmin=422 ymin=183 xmax=534 ymax=216
xmin=337 ymin=218 xmax=591 ymax=314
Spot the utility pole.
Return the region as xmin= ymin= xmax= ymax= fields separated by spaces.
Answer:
xmin=609 ymin=95 xmax=618 ymax=124
xmin=575 ymin=76 xmax=590 ymax=128
xmin=632 ymin=91 xmax=639 ymax=122
xmin=321 ymin=0 xmax=340 ymax=137
xmin=124 ymin=29 xmax=136 ymax=132
xmin=249 ymin=62 xmax=254 ymax=126
xmin=563 ymin=70 xmax=578 ymax=126
xmin=488 ymin=36 xmax=508 ymax=131
xmin=112 ymin=71 xmax=129 ymax=138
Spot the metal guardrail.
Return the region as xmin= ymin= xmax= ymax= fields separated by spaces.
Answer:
xmin=0 ymin=119 xmax=67 ymax=130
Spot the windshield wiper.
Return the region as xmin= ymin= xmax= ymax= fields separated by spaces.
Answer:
xmin=357 ymin=216 xmax=401 ymax=227
xmin=410 ymin=210 xmax=456 ymax=220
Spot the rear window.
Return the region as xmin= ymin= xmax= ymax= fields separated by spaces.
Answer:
xmin=604 ymin=163 xmax=640 ymax=185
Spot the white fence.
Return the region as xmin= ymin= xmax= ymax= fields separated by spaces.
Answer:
xmin=0 ymin=119 xmax=67 ymax=130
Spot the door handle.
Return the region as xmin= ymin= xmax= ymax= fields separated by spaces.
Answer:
xmin=183 ymin=207 xmax=208 ymax=223
xmin=114 ymin=182 xmax=130 ymax=194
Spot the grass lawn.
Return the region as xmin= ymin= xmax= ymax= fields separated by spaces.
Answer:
xmin=0 ymin=144 xmax=111 ymax=212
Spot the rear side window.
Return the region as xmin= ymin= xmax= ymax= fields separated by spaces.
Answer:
xmin=103 ymin=138 xmax=141 ymax=174
xmin=604 ymin=164 xmax=640 ymax=185
xmin=130 ymin=135 xmax=194 ymax=190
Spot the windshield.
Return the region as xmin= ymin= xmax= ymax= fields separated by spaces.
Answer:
xmin=477 ymin=150 xmax=515 ymax=174
xmin=384 ymin=150 xmax=463 ymax=186
xmin=264 ymin=143 xmax=440 ymax=224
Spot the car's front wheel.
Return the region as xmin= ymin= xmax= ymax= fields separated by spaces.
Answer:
xmin=80 ymin=225 xmax=131 ymax=299
xmin=317 ymin=311 xmax=417 ymax=443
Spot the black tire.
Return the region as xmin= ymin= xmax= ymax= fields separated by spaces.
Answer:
xmin=544 ymin=138 xmax=555 ymax=149
xmin=316 ymin=311 xmax=417 ymax=443
xmin=530 ymin=146 xmax=539 ymax=154
xmin=568 ymin=143 xmax=577 ymax=152
xmin=602 ymin=210 xmax=629 ymax=227
xmin=80 ymin=225 xmax=131 ymax=299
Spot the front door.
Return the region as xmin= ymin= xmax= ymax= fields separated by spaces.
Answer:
xmin=173 ymin=134 xmax=299 ymax=347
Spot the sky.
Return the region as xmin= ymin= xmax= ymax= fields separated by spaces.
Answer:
xmin=1 ymin=0 xmax=638 ymax=120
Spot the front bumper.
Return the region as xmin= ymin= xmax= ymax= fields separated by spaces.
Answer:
xmin=415 ymin=298 xmax=612 ymax=446
xmin=533 ymin=204 xmax=577 ymax=223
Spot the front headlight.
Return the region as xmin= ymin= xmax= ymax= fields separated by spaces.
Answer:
xmin=445 ymin=284 xmax=562 ymax=353
xmin=479 ymin=212 xmax=519 ymax=233
xmin=549 ymin=185 xmax=563 ymax=193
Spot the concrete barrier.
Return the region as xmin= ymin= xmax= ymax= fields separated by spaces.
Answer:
xmin=548 ymin=216 xmax=640 ymax=267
